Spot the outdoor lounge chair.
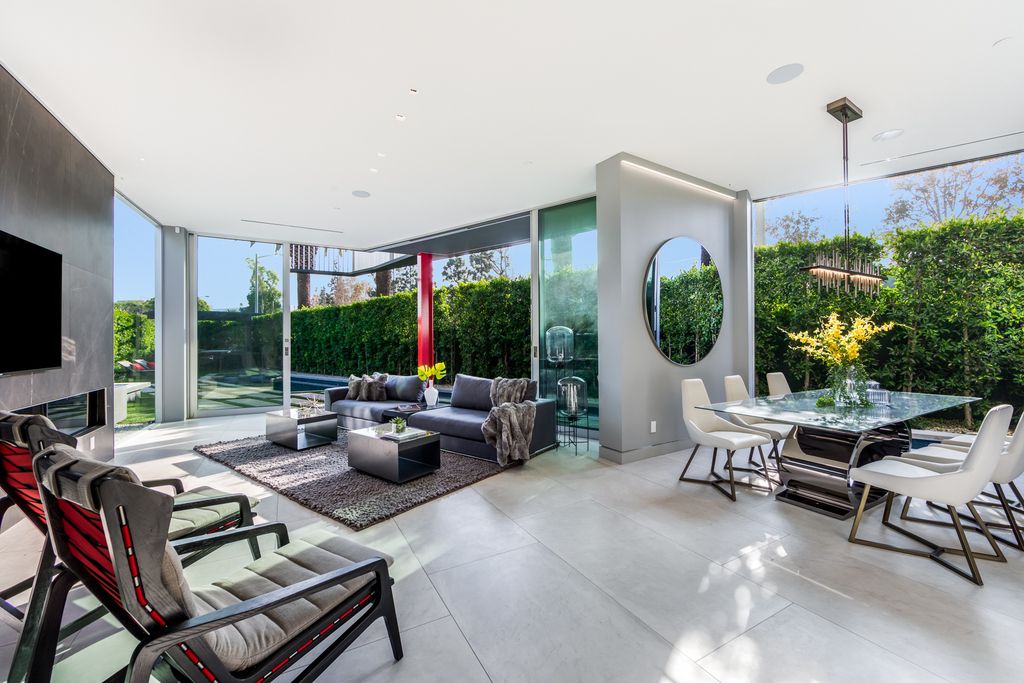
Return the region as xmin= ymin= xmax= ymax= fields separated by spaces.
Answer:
xmin=30 ymin=445 xmax=402 ymax=683
xmin=0 ymin=412 xmax=260 ymax=683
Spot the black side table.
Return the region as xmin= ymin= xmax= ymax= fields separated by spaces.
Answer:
xmin=380 ymin=405 xmax=444 ymax=422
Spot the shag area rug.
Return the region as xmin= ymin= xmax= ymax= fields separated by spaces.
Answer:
xmin=193 ymin=430 xmax=504 ymax=530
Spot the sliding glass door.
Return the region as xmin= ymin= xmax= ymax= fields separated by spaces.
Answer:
xmin=191 ymin=236 xmax=284 ymax=415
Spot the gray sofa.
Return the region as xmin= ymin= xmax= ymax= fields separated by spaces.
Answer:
xmin=324 ymin=374 xmax=427 ymax=431
xmin=324 ymin=373 xmax=557 ymax=463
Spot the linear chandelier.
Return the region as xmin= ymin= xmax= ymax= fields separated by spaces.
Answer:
xmin=801 ymin=97 xmax=884 ymax=296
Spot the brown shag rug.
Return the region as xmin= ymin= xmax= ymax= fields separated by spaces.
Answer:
xmin=193 ymin=430 xmax=504 ymax=530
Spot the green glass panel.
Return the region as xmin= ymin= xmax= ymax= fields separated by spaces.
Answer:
xmin=538 ymin=198 xmax=598 ymax=428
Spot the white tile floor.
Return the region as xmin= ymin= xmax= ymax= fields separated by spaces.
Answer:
xmin=2 ymin=415 xmax=1023 ymax=682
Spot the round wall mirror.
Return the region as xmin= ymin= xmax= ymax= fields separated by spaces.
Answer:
xmin=643 ymin=237 xmax=724 ymax=365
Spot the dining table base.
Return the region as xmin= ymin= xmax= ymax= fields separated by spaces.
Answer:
xmin=775 ymin=422 xmax=912 ymax=519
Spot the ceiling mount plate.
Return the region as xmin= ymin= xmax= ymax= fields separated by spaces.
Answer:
xmin=826 ymin=97 xmax=863 ymax=123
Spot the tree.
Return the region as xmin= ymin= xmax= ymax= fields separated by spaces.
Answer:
xmin=243 ymin=258 xmax=282 ymax=314
xmin=441 ymin=256 xmax=472 ymax=284
xmin=765 ymin=210 xmax=824 ymax=243
xmin=290 ymin=244 xmax=318 ymax=309
xmin=329 ymin=276 xmax=372 ymax=305
xmin=465 ymin=247 xmax=512 ymax=281
xmin=884 ymin=157 xmax=1024 ymax=229
xmin=374 ymin=269 xmax=392 ymax=297
xmin=392 ymin=266 xmax=418 ymax=292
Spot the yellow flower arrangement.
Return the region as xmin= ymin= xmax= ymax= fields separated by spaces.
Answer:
xmin=783 ymin=313 xmax=895 ymax=407
xmin=784 ymin=312 xmax=895 ymax=367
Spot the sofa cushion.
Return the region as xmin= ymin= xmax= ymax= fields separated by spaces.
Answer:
xmin=167 ymin=487 xmax=260 ymax=540
xmin=449 ymin=374 xmax=494 ymax=411
xmin=346 ymin=375 xmax=364 ymax=400
xmin=330 ymin=399 xmax=404 ymax=422
xmin=407 ymin=407 xmax=488 ymax=442
xmin=386 ymin=375 xmax=426 ymax=402
xmin=358 ymin=374 xmax=388 ymax=401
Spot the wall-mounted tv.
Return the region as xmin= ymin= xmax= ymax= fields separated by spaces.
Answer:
xmin=0 ymin=230 xmax=62 ymax=375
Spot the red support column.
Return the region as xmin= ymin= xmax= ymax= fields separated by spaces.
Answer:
xmin=417 ymin=252 xmax=434 ymax=367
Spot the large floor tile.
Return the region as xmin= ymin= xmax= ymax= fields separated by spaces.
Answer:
xmin=279 ymin=616 xmax=488 ymax=683
xmin=473 ymin=466 xmax=591 ymax=519
xmin=519 ymin=499 xmax=791 ymax=660
xmin=726 ymin=533 xmax=1024 ymax=682
xmin=699 ymin=604 xmax=941 ymax=682
xmin=430 ymin=542 xmax=717 ymax=683
xmin=394 ymin=487 xmax=536 ymax=574
xmin=562 ymin=467 xmax=786 ymax=564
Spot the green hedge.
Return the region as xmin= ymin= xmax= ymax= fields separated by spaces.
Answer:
xmin=113 ymin=308 xmax=154 ymax=362
xmin=754 ymin=213 xmax=1024 ymax=425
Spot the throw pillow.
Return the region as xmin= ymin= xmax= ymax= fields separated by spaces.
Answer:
xmin=359 ymin=373 xmax=388 ymax=401
xmin=449 ymin=374 xmax=495 ymax=411
xmin=346 ymin=375 xmax=364 ymax=400
xmin=386 ymin=375 xmax=427 ymax=402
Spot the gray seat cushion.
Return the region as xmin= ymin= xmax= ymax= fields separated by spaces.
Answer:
xmin=166 ymin=529 xmax=393 ymax=672
xmin=167 ymin=486 xmax=260 ymax=540
xmin=385 ymin=375 xmax=426 ymax=402
xmin=449 ymin=374 xmax=494 ymax=411
xmin=407 ymin=407 xmax=488 ymax=442
xmin=329 ymin=399 xmax=404 ymax=422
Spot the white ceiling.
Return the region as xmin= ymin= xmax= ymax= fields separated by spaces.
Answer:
xmin=2 ymin=1 xmax=1023 ymax=249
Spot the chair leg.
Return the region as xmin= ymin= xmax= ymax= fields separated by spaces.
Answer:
xmin=757 ymin=445 xmax=777 ymax=487
xmin=725 ymin=450 xmax=737 ymax=501
xmin=24 ymin=566 xmax=77 ymax=683
xmin=679 ymin=444 xmax=700 ymax=481
xmin=994 ymin=483 xmax=1024 ymax=550
xmin=948 ymin=505 xmax=983 ymax=586
xmin=848 ymin=485 xmax=871 ymax=543
xmin=8 ymin=542 xmax=60 ymax=683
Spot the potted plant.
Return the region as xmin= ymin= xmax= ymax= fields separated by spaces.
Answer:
xmin=783 ymin=312 xmax=895 ymax=408
xmin=417 ymin=361 xmax=447 ymax=407
xmin=389 ymin=417 xmax=407 ymax=433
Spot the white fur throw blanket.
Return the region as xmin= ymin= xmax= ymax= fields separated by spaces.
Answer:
xmin=481 ymin=378 xmax=536 ymax=466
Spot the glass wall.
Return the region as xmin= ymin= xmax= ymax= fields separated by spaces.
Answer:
xmin=194 ymin=236 xmax=283 ymax=412
xmin=112 ymin=196 xmax=157 ymax=426
xmin=753 ymin=151 xmax=1024 ymax=429
xmin=538 ymin=198 xmax=599 ymax=429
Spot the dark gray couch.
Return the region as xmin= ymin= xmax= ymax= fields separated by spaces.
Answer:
xmin=324 ymin=373 xmax=557 ymax=463
xmin=324 ymin=374 xmax=427 ymax=431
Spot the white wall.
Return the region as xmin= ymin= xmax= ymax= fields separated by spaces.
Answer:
xmin=597 ymin=154 xmax=753 ymax=463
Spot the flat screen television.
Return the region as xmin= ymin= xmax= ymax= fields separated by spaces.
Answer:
xmin=0 ymin=230 xmax=62 ymax=374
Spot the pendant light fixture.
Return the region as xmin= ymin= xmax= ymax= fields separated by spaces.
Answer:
xmin=801 ymin=97 xmax=884 ymax=296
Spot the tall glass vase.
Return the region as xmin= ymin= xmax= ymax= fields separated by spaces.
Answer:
xmin=826 ymin=365 xmax=868 ymax=407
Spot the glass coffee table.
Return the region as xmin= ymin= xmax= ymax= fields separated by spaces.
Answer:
xmin=266 ymin=408 xmax=338 ymax=450
xmin=347 ymin=424 xmax=441 ymax=484
xmin=699 ymin=390 xmax=979 ymax=518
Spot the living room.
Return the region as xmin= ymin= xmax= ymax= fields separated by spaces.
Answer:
xmin=2 ymin=3 xmax=1024 ymax=682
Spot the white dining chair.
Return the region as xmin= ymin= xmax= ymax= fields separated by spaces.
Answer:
xmin=896 ymin=412 xmax=1024 ymax=550
xmin=847 ymin=404 xmax=1012 ymax=585
xmin=680 ymin=378 xmax=773 ymax=501
xmin=724 ymin=375 xmax=792 ymax=482
xmin=766 ymin=372 xmax=793 ymax=397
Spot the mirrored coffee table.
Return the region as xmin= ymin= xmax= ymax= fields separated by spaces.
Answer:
xmin=266 ymin=408 xmax=338 ymax=450
xmin=348 ymin=424 xmax=440 ymax=484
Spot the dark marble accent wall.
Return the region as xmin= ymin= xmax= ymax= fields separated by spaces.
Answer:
xmin=0 ymin=64 xmax=115 ymax=459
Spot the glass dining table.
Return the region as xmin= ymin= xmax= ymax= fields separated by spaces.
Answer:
xmin=699 ymin=389 xmax=979 ymax=518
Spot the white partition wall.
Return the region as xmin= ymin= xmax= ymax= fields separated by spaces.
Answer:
xmin=596 ymin=153 xmax=754 ymax=463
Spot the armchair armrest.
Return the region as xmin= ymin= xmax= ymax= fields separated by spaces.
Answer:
xmin=141 ymin=478 xmax=185 ymax=494
xmin=324 ymin=386 xmax=349 ymax=406
xmin=171 ymin=522 xmax=289 ymax=555
xmin=126 ymin=557 xmax=392 ymax=682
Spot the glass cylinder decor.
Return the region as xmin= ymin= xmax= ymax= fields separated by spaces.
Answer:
xmin=545 ymin=326 xmax=575 ymax=365
xmin=557 ymin=376 xmax=587 ymax=421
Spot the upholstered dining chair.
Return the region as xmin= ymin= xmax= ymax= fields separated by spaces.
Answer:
xmin=0 ymin=412 xmax=260 ymax=683
xmin=766 ymin=372 xmax=793 ymax=396
xmin=724 ymin=375 xmax=793 ymax=481
xmin=30 ymin=445 xmax=401 ymax=683
xmin=895 ymin=413 xmax=1024 ymax=550
xmin=847 ymin=404 xmax=1012 ymax=585
xmin=680 ymin=378 xmax=774 ymax=501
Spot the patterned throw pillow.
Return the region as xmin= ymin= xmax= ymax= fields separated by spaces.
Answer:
xmin=359 ymin=373 xmax=388 ymax=401
xmin=346 ymin=375 xmax=364 ymax=400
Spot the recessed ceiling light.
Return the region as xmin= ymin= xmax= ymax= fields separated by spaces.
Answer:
xmin=766 ymin=63 xmax=804 ymax=85
xmin=377 ymin=152 xmax=386 ymax=158
xmin=409 ymin=88 xmax=419 ymax=95
xmin=993 ymin=36 xmax=1013 ymax=47
xmin=138 ymin=157 xmax=146 ymax=161
xmin=395 ymin=114 xmax=406 ymax=121
xmin=352 ymin=190 xmax=371 ymax=198
xmin=369 ymin=168 xmax=379 ymax=174
xmin=872 ymin=128 xmax=904 ymax=142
